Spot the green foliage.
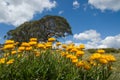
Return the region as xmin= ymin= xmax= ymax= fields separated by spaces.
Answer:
xmin=87 ymin=48 xmax=120 ymax=54
xmin=87 ymin=49 xmax=97 ymax=53
xmin=4 ymin=15 xmax=72 ymax=43
xmin=103 ymin=48 xmax=119 ymax=53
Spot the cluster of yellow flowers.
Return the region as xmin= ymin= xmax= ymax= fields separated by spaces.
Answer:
xmin=60 ymin=43 xmax=91 ymax=70
xmin=56 ymin=41 xmax=116 ymax=70
xmin=0 ymin=38 xmax=56 ymax=64
xmin=0 ymin=58 xmax=14 ymax=65
xmin=89 ymin=49 xmax=116 ymax=65
xmin=0 ymin=37 xmax=116 ymax=70
xmin=3 ymin=40 xmax=15 ymax=50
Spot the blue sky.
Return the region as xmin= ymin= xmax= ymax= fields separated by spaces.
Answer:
xmin=0 ymin=0 xmax=120 ymax=48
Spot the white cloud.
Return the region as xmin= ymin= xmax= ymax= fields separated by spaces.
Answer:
xmin=85 ymin=41 xmax=107 ymax=49
xmin=73 ymin=29 xmax=120 ymax=49
xmin=88 ymin=0 xmax=120 ymax=11
xmin=73 ymin=29 xmax=101 ymax=49
xmin=73 ymin=29 xmax=101 ymax=42
xmin=58 ymin=10 xmax=64 ymax=15
xmin=101 ymin=35 xmax=120 ymax=48
xmin=73 ymin=0 xmax=80 ymax=9
xmin=0 ymin=0 xmax=56 ymax=26
xmin=65 ymin=40 xmax=73 ymax=44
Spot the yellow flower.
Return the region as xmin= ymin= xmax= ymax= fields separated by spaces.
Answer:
xmin=62 ymin=44 xmax=67 ymax=48
xmin=70 ymin=55 xmax=77 ymax=60
xmin=72 ymin=59 xmax=78 ymax=64
xmin=45 ymin=42 xmax=52 ymax=48
xmin=3 ymin=44 xmax=14 ymax=50
xmin=108 ymin=54 xmax=116 ymax=62
xmin=18 ymin=50 xmax=22 ymax=53
xmin=46 ymin=44 xmax=52 ymax=48
xmin=0 ymin=58 xmax=6 ymax=64
xmin=5 ymin=40 xmax=14 ymax=44
xmin=34 ymin=51 xmax=40 ymax=57
xmin=6 ymin=59 xmax=15 ymax=64
xmin=11 ymin=50 xmax=17 ymax=55
xmin=109 ymin=56 xmax=116 ymax=62
xmin=84 ymin=64 xmax=91 ymax=70
xmin=97 ymin=49 xmax=105 ymax=54
xmin=101 ymin=54 xmax=116 ymax=62
xmin=29 ymin=41 xmax=37 ymax=46
xmin=66 ymin=54 xmax=73 ymax=59
xmin=30 ymin=38 xmax=37 ymax=42
xmin=18 ymin=46 xmax=25 ymax=51
xmin=37 ymin=43 xmax=45 ymax=49
xmin=66 ymin=46 xmax=73 ymax=51
xmin=76 ymin=61 xmax=85 ymax=67
xmin=61 ymin=52 xmax=68 ymax=57
xmin=89 ymin=60 xmax=96 ymax=66
xmin=99 ymin=58 xmax=108 ymax=64
xmin=90 ymin=53 xmax=101 ymax=60
xmin=79 ymin=44 xmax=85 ymax=49
xmin=56 ymin=42 xmax=61 ymax=46
xmin=76 ymin=51 xmax=84 ymax=57
xmin=48 ymin=37 xmax=56 ymax=42
xmin=61 ymin=52 xmax=65 ymax=56
xmin=21 ymin=42 xmax=30 ymax=47
xmin=26 ymin=47 xmax=32 ymax=51
xmin=71 ymin=48 xmax=78 ymax=53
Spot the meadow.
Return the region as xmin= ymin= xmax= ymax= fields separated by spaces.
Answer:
xmin=0 ymin=38 xmax=118 ymax=80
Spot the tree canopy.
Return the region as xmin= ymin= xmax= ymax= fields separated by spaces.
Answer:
xmin=4 ymin=15 xmax=72 ymax=42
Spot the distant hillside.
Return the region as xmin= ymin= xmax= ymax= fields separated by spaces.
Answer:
xmin=87 ymin=48 xmax=120 ymax=53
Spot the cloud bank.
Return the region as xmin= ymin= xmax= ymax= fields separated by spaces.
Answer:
xmin=73 ymin=29 xmax=120 ymax=49
xmin=101 ymin=35 xmax=120 ymax=48
xmin=0 ymin=0 xmax=56 ymax=26
xmin=88 ymin=0 xmax=120 ymax=11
